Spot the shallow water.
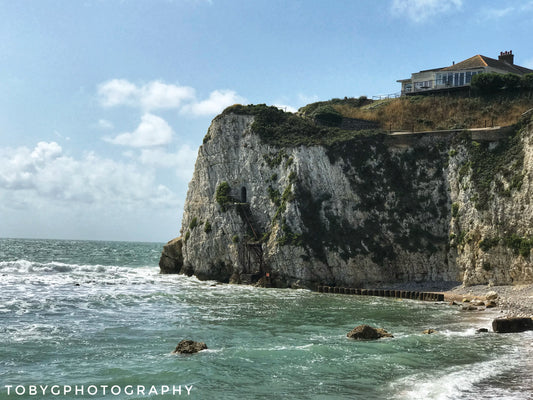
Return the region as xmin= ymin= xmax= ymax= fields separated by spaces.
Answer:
xmin=1 ymin=238 xmax=532 ymax=399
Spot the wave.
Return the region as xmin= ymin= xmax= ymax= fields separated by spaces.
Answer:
xmin=390 ymin=346 xmax=531 ymax=400
xmin=0 ymin=259 xmax=114 ymax=273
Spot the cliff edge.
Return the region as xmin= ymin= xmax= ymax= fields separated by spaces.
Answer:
xmin=165 ymin=105 xmax=533 ymax=289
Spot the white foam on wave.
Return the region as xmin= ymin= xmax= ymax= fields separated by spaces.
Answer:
xmin=390 ymin=346 xmax=529 ymax=400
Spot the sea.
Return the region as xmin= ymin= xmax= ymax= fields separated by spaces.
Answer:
xmin=0 ymin=238 xmax=532 ymax=400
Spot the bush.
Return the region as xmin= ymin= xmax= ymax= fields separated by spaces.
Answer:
xmin=312 ymin=105 xmax=343 ymax=127
xmin=204 ymin=221 xmax=212 ymax=233
xmin=503 ymin=74 xmax=521 ymax=92
xmin=451 ymin=203 xmax=460 ymax=218
xmin=521 ymin=74 xmax=533 ymax=91
xmin=189 ymin=217 xmax=199 ymax=230
xmin=471 ymin=73 xmax=505 ymax=94
xmin=215 ymin=181 xmax=231 ymax=210
xmin=479 ymin=237 xmax=499 ymax=252
xmin=503 ymin=234 xmax=533 ymax=257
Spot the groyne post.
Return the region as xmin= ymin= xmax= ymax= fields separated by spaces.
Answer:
xmin=316 ymin=286 xmax=444 ymax=302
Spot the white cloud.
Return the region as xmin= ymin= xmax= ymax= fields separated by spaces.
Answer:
xmin=0 ymin=142 xmax=179 ymax=210
xmin=97 ymin=79 xmax=246 ymax=117
xmin=140 ymin=81 xmax=196 ymax=110
xmin=479 ymin=2 xmax=533 ymax=20
xmin=391 ymin=0 xmax=462 ymax=23
xmin=181 ymin=89 xmax=246 ymax=116
xmin=104 ymin=113 xmax=174 ymax=147
xmin=139 ymin=145 xmax=197 ymax=181
xmin=31 ymin=141 xmax=62 ymax=163
xmin=98 ymin=119 xmax=114 ymax=130
xmin=98 ymin=79 xmax=195 ymax=111
xmin=98 ymin=79 xmax=139 ymax=107
xmin=273 ymin=104 xmax=298 ymax=113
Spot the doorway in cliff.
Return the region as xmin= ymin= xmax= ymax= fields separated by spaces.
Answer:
xmin=240 ymin=186 xmax=247 ymax=203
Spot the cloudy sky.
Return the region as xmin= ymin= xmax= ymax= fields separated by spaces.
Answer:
xmin=1 ymin=0 xmax=532 ymax=242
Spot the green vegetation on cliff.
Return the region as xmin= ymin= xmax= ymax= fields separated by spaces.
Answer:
xmin=221 ymin=104 xmax=383 ymax=149
xmin=454 ymin=118 xmax=528 ymax=210
xmin=221 ymin=92 xmax=533 ymax=152
xmin=215 ymin=181 xmax=232 ymax=211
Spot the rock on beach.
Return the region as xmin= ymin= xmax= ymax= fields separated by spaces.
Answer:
xmin=492 ymin=318 xmax=533 ymax=333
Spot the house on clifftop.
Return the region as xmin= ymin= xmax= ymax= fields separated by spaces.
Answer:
xmin=397 ymin=50 xmax=533 ymax=95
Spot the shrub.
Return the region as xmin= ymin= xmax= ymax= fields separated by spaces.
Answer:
xmin=215 ymin=181 xmax=232 ymax=210
xmin=471 ymin=73 xmax=505 ymax=94
xmin=451 ymin=203 xmax=460 ymax=218
xmin=479 ymin=237 xmax=499 ymax=252
xmin=267 ymin=185 xmax=281 ymax=207
xmin=521 ymin=74 xmax=533 ymax=91
xmin=502 ymin=74 xmax=521 ymax=92
xmin=204 ymin=221 xmax=212 ymax=233
xmin=189 ymin=217 xmax=199 ymax=230
xmin=312 ymin=105 xmax=343 ymax=127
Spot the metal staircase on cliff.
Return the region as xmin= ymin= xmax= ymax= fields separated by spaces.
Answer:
xmin=235 ymin=203 xmax=269 ymax=285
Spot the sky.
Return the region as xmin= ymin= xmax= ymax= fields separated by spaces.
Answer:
xmin=1 ymin=0 xmax=533 ymax=242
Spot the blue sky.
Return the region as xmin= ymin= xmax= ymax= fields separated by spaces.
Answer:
xmin=1 ymin=0 xmax=533 ymax=242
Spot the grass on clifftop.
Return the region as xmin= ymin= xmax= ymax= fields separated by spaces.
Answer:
xmin=313 ymin=94 xmax=533 ymax=131
xmin=221 ymin=103 xmax=384 ymax=148
xmin=221 ymin=92 xmax=533 ymax=149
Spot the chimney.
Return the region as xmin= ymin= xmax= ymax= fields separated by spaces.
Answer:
xmin=498 ymin=50 xmax=514 ymax=64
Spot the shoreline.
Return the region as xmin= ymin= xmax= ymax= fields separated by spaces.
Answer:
xmin=371 ymin=281 xmax=533 ymax=318
xmin=443 ymin=283 xmax=533 ymax=318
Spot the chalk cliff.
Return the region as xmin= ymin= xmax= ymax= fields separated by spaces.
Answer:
xmin=167 ymin=105 xmax=533 ymax=289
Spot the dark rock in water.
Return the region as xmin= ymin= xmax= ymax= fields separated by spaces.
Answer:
xmin=172 ymin=340 xmax=207 ymax=354
xmin=492 ymin=317 xmax=533 ymax=333
xmin=476 ymin=328 xmax=489 ymax=334
xmin=347 ymin=325 xmax=393 ymax=340
xmin=422 ymin=329 xmax=437 ymax=334
xmin=159 ymin=237 xmax=183 ymax=274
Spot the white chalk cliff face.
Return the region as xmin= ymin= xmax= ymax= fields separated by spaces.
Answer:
xmin=177 ymin=108 xmax=533 ymax=289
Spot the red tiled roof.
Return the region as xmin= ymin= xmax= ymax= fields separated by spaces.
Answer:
xmin=441 ymin=54 xmax=533 ymax=75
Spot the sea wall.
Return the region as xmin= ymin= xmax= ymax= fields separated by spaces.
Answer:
xmin=172 ymin=109 xmax=533 ymax=289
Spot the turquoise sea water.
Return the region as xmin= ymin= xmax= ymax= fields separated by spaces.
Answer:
xmin=0 ymin=238 xmax=532 ymax=399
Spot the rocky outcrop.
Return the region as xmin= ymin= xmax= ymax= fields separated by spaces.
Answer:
xmin=175 ymin=105 xmax=533 ymax=289
xmin=172 ymin=340 xmax=208 ymax=354
xmin=159 ymin=237 xmax=183 ymax=274
xmin=347 ymin=325 xmax=393 ymax=340
xmin=492 ymin=317 xmax=533 ymax=333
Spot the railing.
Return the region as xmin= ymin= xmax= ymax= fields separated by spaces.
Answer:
xmin=372 ymin=92 xmax=401 ymax=100
xmin=402 ymin=79 xmax=472 ymax=95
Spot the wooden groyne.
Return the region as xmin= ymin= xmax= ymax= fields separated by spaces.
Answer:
xmin=317 ymin=286 xmax=444 ymax=302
